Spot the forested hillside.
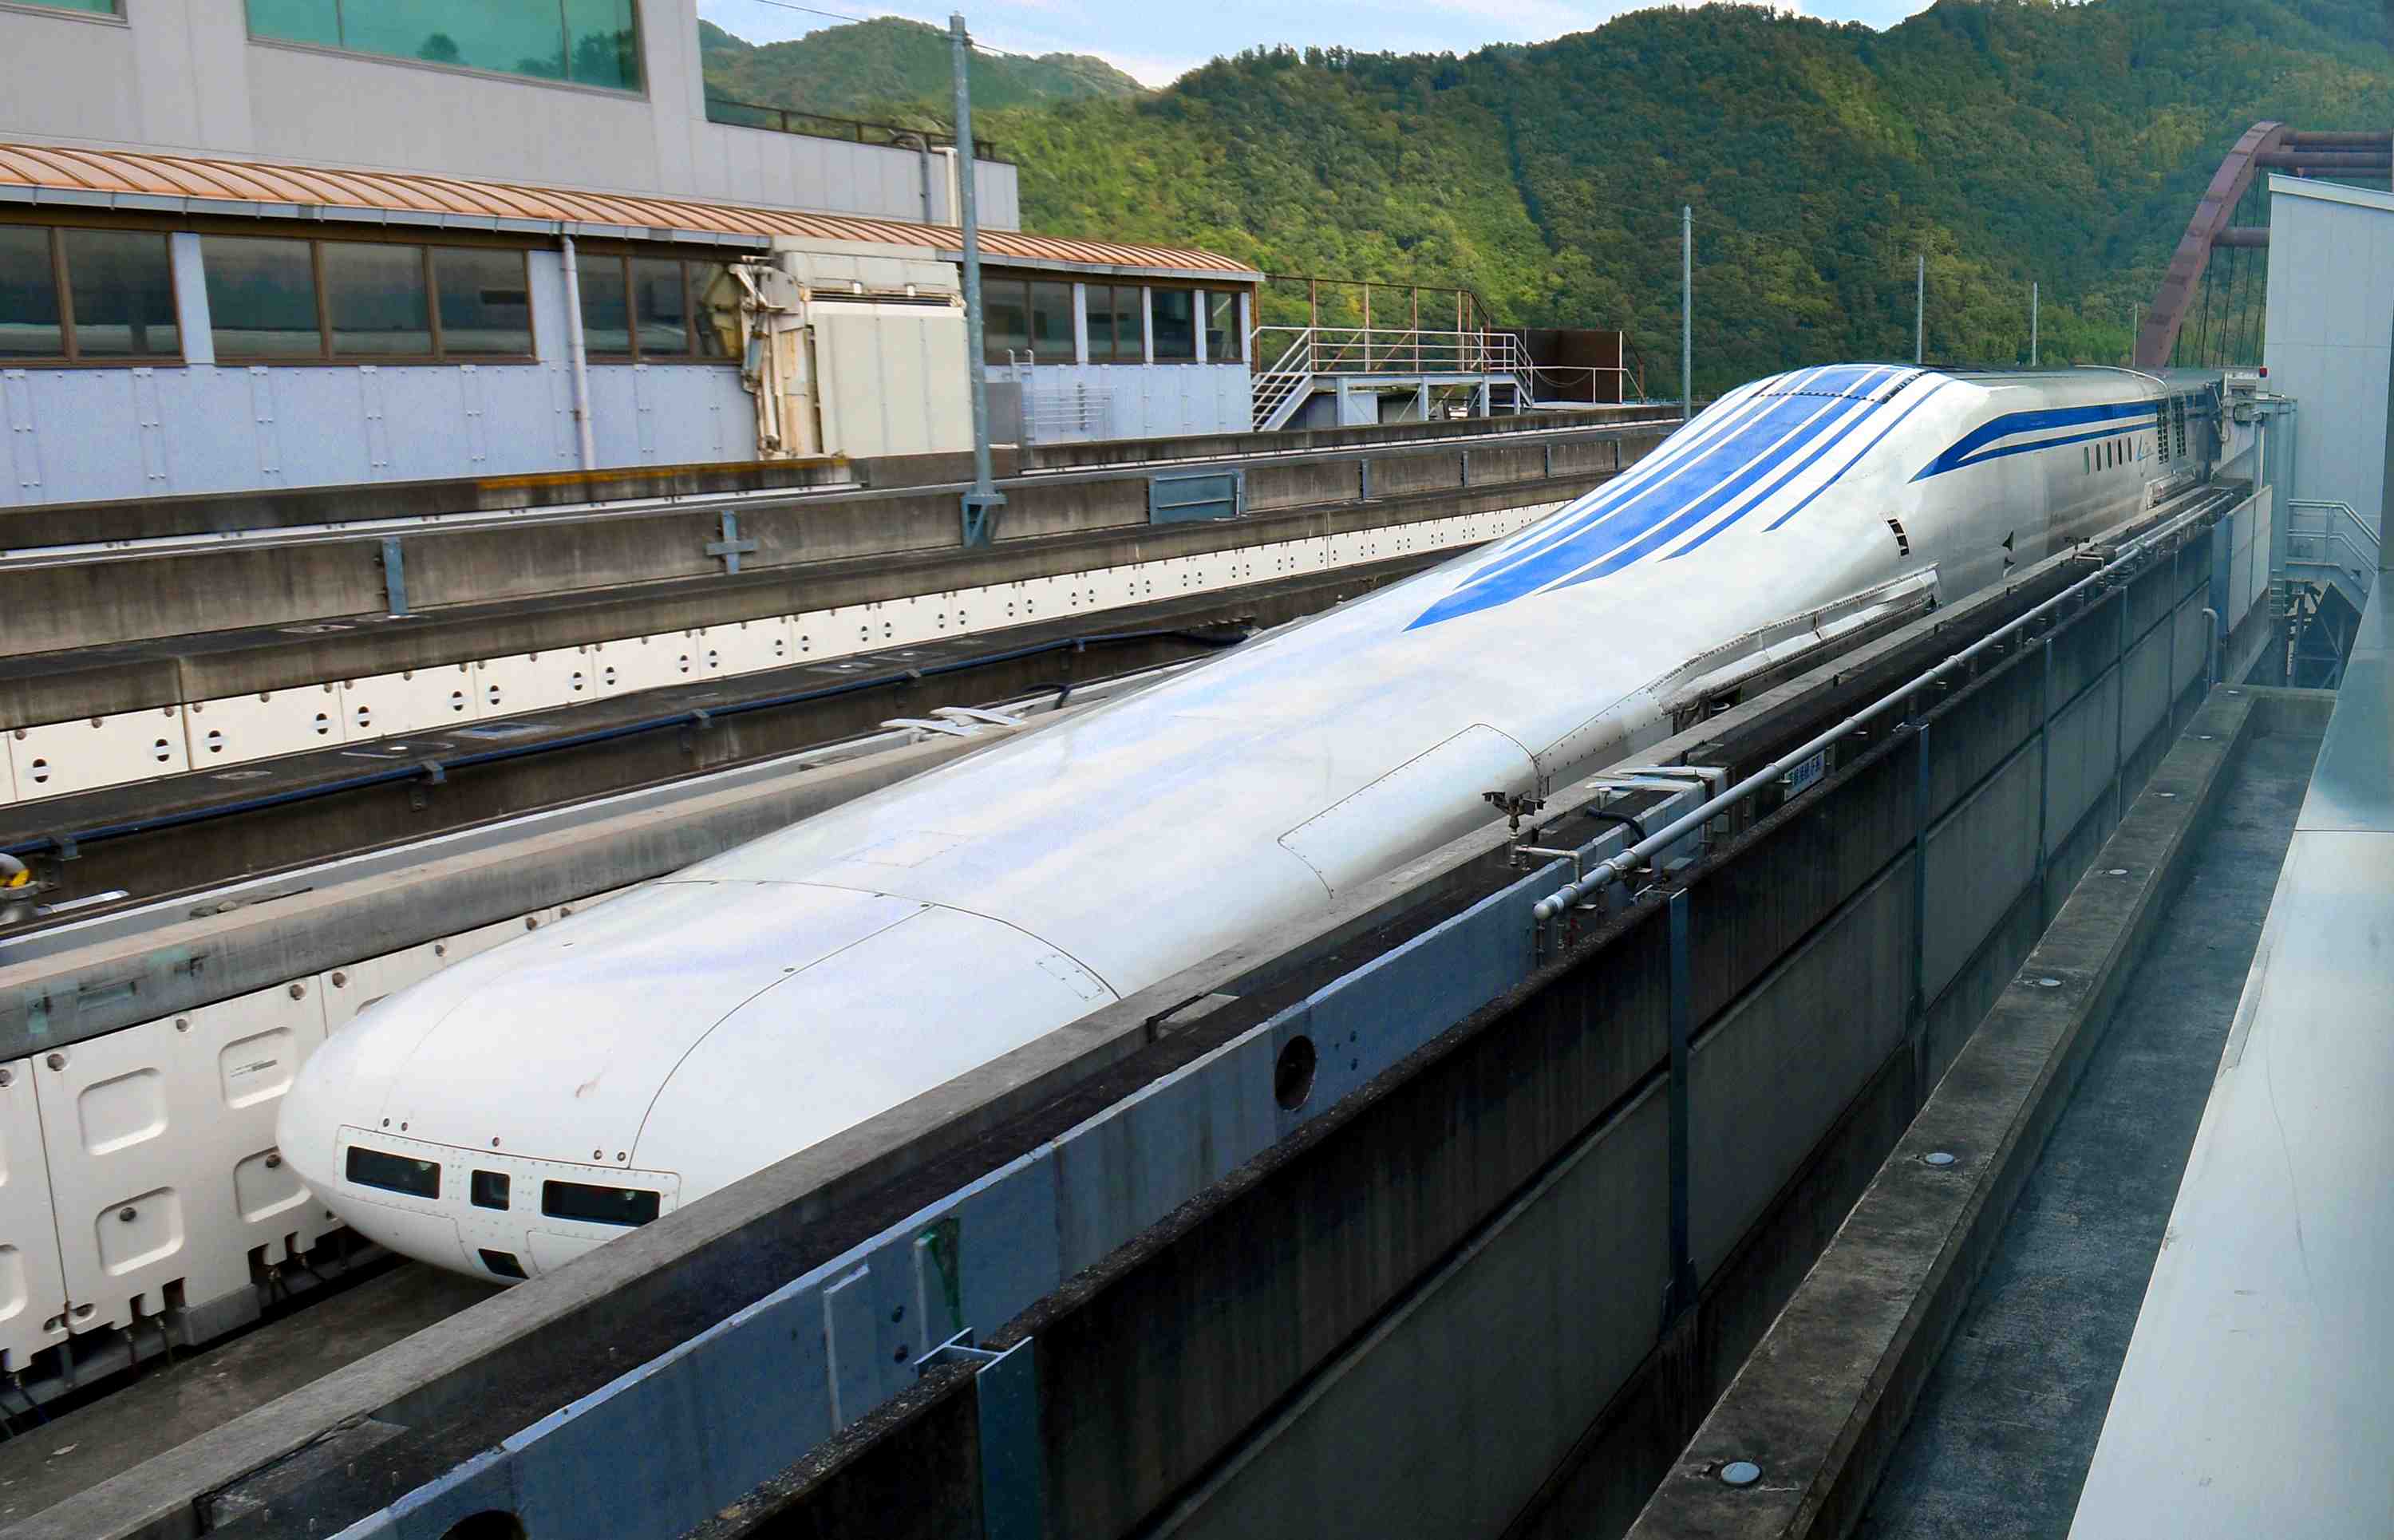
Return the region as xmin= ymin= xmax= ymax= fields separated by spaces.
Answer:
xmin=706 ymin=2 xmax=2394 ymax=393
xmin=698 ymin=18 xmax=1142 ymax=116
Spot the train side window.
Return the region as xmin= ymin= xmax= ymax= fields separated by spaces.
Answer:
xmin=2084 ymin=445 xmax=2092 ymax=476
xmin=541 ymin=1179 xmax=661 ymax=1226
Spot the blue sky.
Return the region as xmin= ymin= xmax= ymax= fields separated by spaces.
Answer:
xmin=698 ymin=1 xmax=1938 ymax=90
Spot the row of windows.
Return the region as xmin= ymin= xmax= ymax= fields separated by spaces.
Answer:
xmin=247 ymin=0 xmax=642 ymax=92
xmin=982 ymin=279 xmax=1244 ymax=365
xmin=0 ymin=225 xmax=1248 ymax=372
xmin=575 ymin=254 xmax=736 ymax=361
xmin=18 ymin=0 xmax=118 ymax=14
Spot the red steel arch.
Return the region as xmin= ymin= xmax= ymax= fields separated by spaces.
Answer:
xmin=2134 ymin=121 xmax=2288 ymax=369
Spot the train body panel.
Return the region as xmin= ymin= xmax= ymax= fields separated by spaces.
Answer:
xmin=280 ymin=363 xmax=2187 ymax=1280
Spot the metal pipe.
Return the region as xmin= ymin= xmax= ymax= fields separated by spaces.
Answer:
xmin=2031 ymin=280 xmax=2040 ymax=367
xmin=1681 ymin=205 xmax=1693 ymax=422
xmin=559 ymin=235 xmax=597 ymax=471
xmin=2202 ymin=606 xmax=2222 ymax=689
xmin=950 ymin=13 xmax=1001 ymax=539
xmin=1531 ymin=490 xmax=2235 ymax=923
xmin=1915 ymin=252 xmax=1925 ymax=366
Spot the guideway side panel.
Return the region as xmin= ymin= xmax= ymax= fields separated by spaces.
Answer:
xmin=0 ymin=1064 xmax=68 ymax=1372
xmin=32 ymin=982 xmax=333 ymax=1337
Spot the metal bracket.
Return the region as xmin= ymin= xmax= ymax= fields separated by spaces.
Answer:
xmin=914 ymin=1328 xmax=1003 ymax=1374
xmin=705 ymin=511 xmax=759 ymax=575
xmin=961 ymin=489 xmax=1005 ymax=548
xmin=379 ymin=536 xmax=409 ymax=617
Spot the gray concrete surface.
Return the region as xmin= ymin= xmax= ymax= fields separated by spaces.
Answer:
xmin=0 ymin=1265 xmax=490 ymax=1530
xmin=1855 ymin=727 xmax=2323 ymax=1539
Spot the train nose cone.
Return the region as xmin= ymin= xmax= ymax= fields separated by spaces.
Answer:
xmin=282 ymin=882 xmax=941 ymax=1274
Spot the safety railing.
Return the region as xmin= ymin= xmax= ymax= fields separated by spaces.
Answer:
xmin=2285 ymin=498 xmax=2379 ymax=606
xmin=1249 ymin=326 xmax=1539 ymax=431
xmin=703 ymin=97 xmax=1009 ymax=164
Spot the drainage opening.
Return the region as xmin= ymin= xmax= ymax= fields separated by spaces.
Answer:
xmin=1274 ymin=1035 xmax=1318 ymax=1111
xmin=439 ymin=1513 xmax=527 ymax=1540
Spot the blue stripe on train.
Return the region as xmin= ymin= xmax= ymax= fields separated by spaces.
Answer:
xmin=1407 ymin=368 xmax=1904 ymax=628
xmin=1910 ymin=401 xmax=2160 ymax=481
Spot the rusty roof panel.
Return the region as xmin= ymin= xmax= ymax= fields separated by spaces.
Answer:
xmin=0 ymin=143 xmax=1261 ymax=277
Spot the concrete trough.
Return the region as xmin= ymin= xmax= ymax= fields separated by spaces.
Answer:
xmin=1622 ymin=685 xmax=2333 ymax=1540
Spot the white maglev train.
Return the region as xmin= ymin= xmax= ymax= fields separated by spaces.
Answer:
xmin=280 ymin=364 xmax=2189 ymax=1281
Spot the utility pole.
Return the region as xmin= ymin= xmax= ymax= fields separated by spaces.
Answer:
xmin=1681 ymin=205 xmax=1693 ymax=423
xmin=951 ymin=13 xmax=1003 ymax=545
xmin=1914 ymin=252 xmax=1925 ymax=366
xmin=2030 ymin=280 xmax=2040 ymax=367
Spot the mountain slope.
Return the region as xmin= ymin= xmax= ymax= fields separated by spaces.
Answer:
xmin=700 ymin=17 xmax=1144 ymax=116
xmin=970 ymin=0 xmax=2392 ymax=392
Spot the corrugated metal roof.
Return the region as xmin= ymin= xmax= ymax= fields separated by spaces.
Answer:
xmin=0 ymin=143 xmax=1261 ymax=278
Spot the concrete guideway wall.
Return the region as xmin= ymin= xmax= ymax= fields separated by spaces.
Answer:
xmin=1621 ymin=685 xmax=2330 ymax=1540
xmin=0 ymin=500 xmax=1572 ymax=811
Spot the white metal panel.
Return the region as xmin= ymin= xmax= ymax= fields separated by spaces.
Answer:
xmin=0 ymin=1060 xmax=69 ymax=1372
xmin=36 ymin=981 xmax=328 ymax=1334
xmin=184 ymin=685 xmax=344 ymax=767
xmin=476 ymin=650 xmax=583 ymax=717
xmin=321 ymin=945 xmax=448 ymax=1033
xmin=711 ymin=618 xmax=789 ymax=676
xmin=6 ymin=706 xmax=188 ymax=800
xmin=810 ymin=302 xmax=972 ymax=460
xmin=342 ymin=665 xmax=476 ymax=738
xmin=590 ymin=634 xmax=684 ymax=695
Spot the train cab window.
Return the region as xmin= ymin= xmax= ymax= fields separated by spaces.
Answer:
xmin=347 ymin=1145 xmax=440 ymax=1199
xmin=541 ymin=1179 xmax=661 ymax=1226
xmin=471 ymin=1170 xmax=512 ymax=1210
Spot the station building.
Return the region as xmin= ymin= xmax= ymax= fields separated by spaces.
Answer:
xmin=0 ymin=0 xmax=1265 ymax=506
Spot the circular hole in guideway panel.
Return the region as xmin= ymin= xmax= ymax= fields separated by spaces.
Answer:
xmin=1274 ymin=1035 xmax=1318 ymax=1112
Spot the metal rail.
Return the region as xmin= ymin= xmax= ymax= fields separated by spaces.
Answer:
xmin=703 ymin=95 xmax=1006 ymax=164
xmin=1532 ymin=486 xmax=2243 ymax=923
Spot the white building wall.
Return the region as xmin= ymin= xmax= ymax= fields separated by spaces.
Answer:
xmin=992 ymin=362 xmax=1255 ymax=444
xmin=0 ymin=247 xmax=755 ymax=507
xmin=0 ymin=0 xmax=1020 ymax=229
xmin=2263 ymin=174 xmax=2394 ymax=522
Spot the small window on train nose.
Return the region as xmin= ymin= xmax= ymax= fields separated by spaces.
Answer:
xmin=472 ymin=1171 xmax=511 ymax=1210
xmin=478 ymin=1249 xmax=527 ymax=1281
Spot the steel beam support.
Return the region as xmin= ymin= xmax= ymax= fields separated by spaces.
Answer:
xmin=2035 ymin=635 xmax=2052 ymax=913
xmin=379 ymin=536 xmax=408 ymax=617
xmin=977 ymin=1340 xmax=1045 ymax=1540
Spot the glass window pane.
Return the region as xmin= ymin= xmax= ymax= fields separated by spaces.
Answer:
xmin=1084 ymin=285 xmax=1112 ymax=362
xmin=983 ymin=278 xmax=1027 ymax=365
xmin=245 ymin=0 xmax=338 ymax=44
xmin=342 ymin=0 xmax=565 ymax=79
xmin=203 ymin=235 xmax=322 ymax=359
xmin=433 ymin=247 xmax=531 ymax=355
xmin=1029 ymin=281 xmax=1073 ymax=361
xmin=22 ymin=0 xmax=120 ymax=14
xmin=630 ymin=257 xmax=688 ymax=356
xmin=580 ymin=255 xmax=630 ymax=354
xmin=1207 ymin=290 xmax=1239 ymax=364
xmin=61 ymin=230 xmax=179 ymax=358
xmin=0 ymin=227 xmax=62 ymax=360
xmin=687 ymin=259 xmax=734 ymax=359
xmin=1111 ymin=286 xmax=1144 ymax=363
xmin=323 ymin=242 xmax=432 ymax=356
xmin=1152 ymin=288 xmax=1195 ymax=361
xmin=563 ymin=0 xmax=641 ymax=89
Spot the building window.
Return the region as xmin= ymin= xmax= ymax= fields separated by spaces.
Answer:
xmin=1085 ymin=283 xmax=1146 ymax=364
xmin=0 ymin=225 xmax=178 ymax=362
xmin=203 ymin=235 xmax=535 ymax=362
xmin=581 ymin=253 xmax=735 ymax=361
xmin=1151 ymin=289 xmax=1197 ymax=362
xmin=1205 ymin=290 xmax=1241 ymax=364
xmin=15 ymin=0 xmax=120 ymax=14
xmin=978 ymin=276 xmax=1074 ymax=365
xmin=246 ymin=0 xmax=642 ymax=92
xmin=434 ymin=247 xmax=535 ymax=355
